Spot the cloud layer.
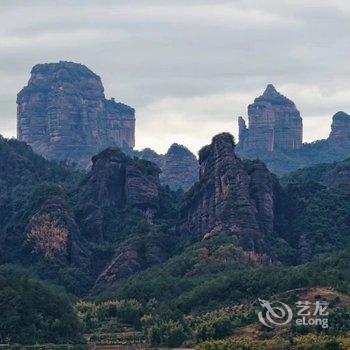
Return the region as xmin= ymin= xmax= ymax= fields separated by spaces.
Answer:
xmin=1 ymin=0 xmax=350 ymax=154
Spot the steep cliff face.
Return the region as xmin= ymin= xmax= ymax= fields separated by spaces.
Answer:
xmin=17 ymin=61 xmax=135 ymax=165
xmin=76 ymin=148 xmax=160 ymax=242
xmin=238 ymin=116 xmax=249 ymax=149
xmin=178 ymin=133 xmax=280 ymax=253
xmin=238 ymin=84 xmax=302 ymax=153
xmin=328 ymin=111 xmax=350 ymax=145
xmin=235 ymin=88 xmax=350 ymax=175
xmin=138 ymin=144 xmax=199 ymax=190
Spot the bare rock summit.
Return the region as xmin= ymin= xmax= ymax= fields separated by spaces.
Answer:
xmin=17 ymin=61 xmax=135 ymax=166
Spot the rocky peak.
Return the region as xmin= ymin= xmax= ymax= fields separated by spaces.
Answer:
xmin=138 ymin=144 xmax=199 ymax=190
xmin=333 ymin=111 xmax=350 ymax=121
xmin=77 ymin=148 xmax=160 ymax=242
xmin=17 ymin=61 xmax=135 ymax=166
xmin=264 ymin=83 xmax=277 ymax=95
xmin=255 ymin=84 xmax=295 ymax=106
xmin=29 ymin=61 xmax=101 ymax=86
xmin=328 ymin=111 xmax=350 ymax=144
xmin=167 ymin=143 xmax=192 ymax=157
xmin=237 ymin=85 xmax=302 ymax=153
xmin=178 ymin=132 xmax=280 ymax=254
xmin=160 ymin=143 xmax=199 ymax=190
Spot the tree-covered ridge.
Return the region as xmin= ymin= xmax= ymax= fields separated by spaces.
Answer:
xmin=1 ymin=134 xmax=350 ymax=347
xmin=278 ymin=158 xmax=350 ymax=262
xmin=0 ymin=137 xmax=184 ymax=297
xmin=0 ymin=265 xmax=83 ymax=345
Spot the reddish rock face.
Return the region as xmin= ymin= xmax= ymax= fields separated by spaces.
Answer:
xmin=178 ymin=132 xmax=280 ymax=253
xmin=17 ymin=61 xmax=135 ymax=165
xmin=238 ymin=84 xmax=303 ymax=153
xmin=328 ymin=111 xmax=350 ymax=145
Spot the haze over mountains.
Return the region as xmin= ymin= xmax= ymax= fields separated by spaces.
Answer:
xmin=16 ymin=61 xmax=199 ymax=190
xmin=1 ymin=61 xmax=350 ymax=347
xmin=237 ymin=84 xmax=350 ymax=174
xmin=14 ymin=61 xmax=350 ymax=186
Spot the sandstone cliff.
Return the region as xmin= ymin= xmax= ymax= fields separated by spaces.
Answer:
xmin=236 ymin=87 xmax=350 ymax=175
xmin=76 ymin=148 xmax=160 ymax=242
xmin=238 ymin=84 xmax=302 ymax=153
xmin=17 ymin=61 xmax=135 ymax=165
xmin=328 ymin=111 xmax=350 ymax=145
xmin=178 ymin=132 xmax=280 ymax=254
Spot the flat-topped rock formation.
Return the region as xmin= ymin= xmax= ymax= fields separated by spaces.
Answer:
xmin=17 ymin=61 xmax=135 ymax=165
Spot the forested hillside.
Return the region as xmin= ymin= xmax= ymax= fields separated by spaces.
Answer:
xmin=1 ymin=135 xmax=350 ymax=348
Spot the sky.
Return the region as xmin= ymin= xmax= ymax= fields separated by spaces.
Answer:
xmin=1 ymin=0 xmax=350 ymax=155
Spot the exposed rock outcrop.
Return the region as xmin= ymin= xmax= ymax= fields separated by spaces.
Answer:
xmin=17 ymin=61 xmax=135 ymax=165
xmin=160 ymin=144 xmax=199 ymax=190
xmin=137 ymin=148 xmax=163 ymax=167
xmin=328 ymin=111 xmax=350 ymax=145
xmin=76 ymin=148 xmax=160 ymax=242
xmin=178 ymin=132 xmax=280 ymax=253
xmin=238 ymin=116 xmax=249 ymax=150
xmin=25 ymin=196 xmax=90 ymax=269
xmin=235 ymin=87 xmax=350 ymax=175
xmin=238 ymin=84 xmax=303 ymax=153
xmin=138 ymin=143 xmax=199 ymax=190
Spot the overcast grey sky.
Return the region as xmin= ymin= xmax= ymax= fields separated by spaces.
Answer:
xmin=1 ymin=0 xmax=350 ymax=154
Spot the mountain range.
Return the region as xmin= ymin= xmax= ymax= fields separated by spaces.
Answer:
xmin=1 ymin=61 xmax=350 ymax=348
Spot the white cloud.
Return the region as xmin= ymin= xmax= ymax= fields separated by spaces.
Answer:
xmin=136 ymin=91 xmax=257 ymax=153
xmin=1 ymin=0 xmax=350 ymax=153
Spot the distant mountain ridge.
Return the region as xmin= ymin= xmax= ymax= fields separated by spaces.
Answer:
xmin=136 ymin=143 xmax=199 ymax=191
xmin=16 ymin=61 xmax=199 ymax=190
xmin=237 ymin=85 xmax=350 ymax=175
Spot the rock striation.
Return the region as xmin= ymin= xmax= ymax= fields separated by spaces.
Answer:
xmin=238 ymin=84 xmax=302 ymax=153
xmin=138 ymin=144 xmax=199 ymax=191
xmin=328 ymin=111 xmax=350 ymax=145
xmin=17 ymin=61 xmax=135 ymax=165
xmin=178 ymin=132 xmax=280 ymax=253
xmin=76 ymin=148 xmax=160 ymax=242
